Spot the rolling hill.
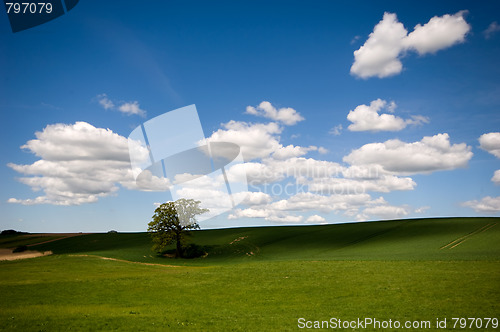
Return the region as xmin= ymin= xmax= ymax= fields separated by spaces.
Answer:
xmin=1 ymin=217 xmax=499 ymax=331
xmin=27 ymin=217 xmax=500 ymax=264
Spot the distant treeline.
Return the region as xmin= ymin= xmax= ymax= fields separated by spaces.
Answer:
xmin=0 ymin=229 xmax=28 ymax=235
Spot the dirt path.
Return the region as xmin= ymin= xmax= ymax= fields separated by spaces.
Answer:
xmin=69 ymin=254 xmax=181 ymax=268
xmin=0 ymin=248 xmax=52 ymax=261
xmin=0 ymin=233 xmax=86 ymax=261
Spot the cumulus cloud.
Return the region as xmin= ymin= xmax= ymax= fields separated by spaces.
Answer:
xmin=318 ymin=147 xmax=328 ymax=154
xmin=7 ymin=122 xmax=158 ymax=206
xmin=478 ymin=132 xmax=500 ymax=186
xmin=246 ymin=101 xmax=304 ymax=125
xmin=462 ymin=196 xmax=500 ymax=213
xmin=229 ymin=191 xmax=398 ymax=224
xmin=95 ymin=94 xmax=146 ymax=117
xmin=403 ymin=11 xmax=470 ymax=55
xmin=207 ymin=121 xmax=282 ymax=161
xmin=483 ymin=21 xmax=500 ymax=39
xmin=272 ymin=145 xmax=321 ymax=160
xmin=351 ymin=13 xmax=408 ymax=79
xmin=479 ymin=132 xmax=500 ymax=158
xmin=265 ymin=157 xmax=343 ymax=180
xmin=203 ymin=117 xmax=470 ymax=223
xmin=347 ymin=99 xmax=429 ymax=132
xmin=233 ymin=191 xmax=273 ymax=206
xmin=173 ymin=176 xmax=235 ymax=219
xmin=351 ymin=11 xmax=470 ymax=78
xmin=205 ymin=103 xmax=321 ymax=163
xmin=329 ymin=124 xmax=342 ymax=136
xmin=9 ymin=105 xmax=468 ymax=223
xmin=206 ymin=119 xmax=323 ymax=162
xmin=118 ymin=101 xmax=146 ymax=117
xmin=414 ymin=206 xmax=430 ymax=214
xmin=306 ymin=215 xmax=327 ymax=223
xmin=361 ymin=204 xmax=410 ymax=220
xmin=302 ymin=174 xmax=416 ymax=194
xmin=96 ymin=93 xmax=114 ymax=110
xmin=228 ymin=191 xmax=375 ymax=224
xmin=492 ymin=170 xmax=500 ymax=185
xmin=227 ymin=156 xmax=417 ymax=196
xmin=227 ymin=207 xmax=304 ymax=223
xmin=457 ymin=133 xmax=500 ymax=214
xmin=269 ymin=192 xmax=372 ymax=213
xmin=226 ymin=162 xmax=284 ymax=185
xmin=344 ymin=133 xmax=473 ymax=175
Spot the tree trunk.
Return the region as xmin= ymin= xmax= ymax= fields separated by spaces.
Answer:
xmin=175 ymin=230 xmax=183 ymax=258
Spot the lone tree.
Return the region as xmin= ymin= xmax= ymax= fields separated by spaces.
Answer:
xmin=147 ymin=198 xmax=208 ymax=258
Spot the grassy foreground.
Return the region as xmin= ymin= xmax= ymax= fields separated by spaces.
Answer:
xmin=1 ymin=217 xmax=499 ymax=331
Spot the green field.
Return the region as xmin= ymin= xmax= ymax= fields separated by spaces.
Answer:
xmin=1 ymin=217 xmax=499 ymax=331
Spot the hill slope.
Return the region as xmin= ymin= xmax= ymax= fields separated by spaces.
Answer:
xmin=30 ymin=217 xmax=500 ymax=264
xmin=1 ymin=217 xmax=499 ymax=331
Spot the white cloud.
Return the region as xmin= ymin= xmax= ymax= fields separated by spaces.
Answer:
xmin=406 ymin=115 xmax=430 ymax=126
xmin=206 ymin=103 xmax=314 ymax=162
xmin=206 ymin=119 xmax=321 ymax=162
xmin=228 ymin=191 xmax=376 ymax=224
xmin=415 ymin=206 xmax=430 ymax=214
xmin=272 ymin=145 xmax=319 ymax=160
xmin=492 ymin=170 xmax=500 ymax=185
xmin=462 ymin=196 xmax=500 ymax=214
xmin=135 ymin=170 xmax=171 ymax=191
xmin=351 ymin=11 xmax=470 ymax=78
xmin=343 ymin=133 xmax=473 ymax=175
xmin=361 ymin=204 xmax=410 ymax=220
xmin=318 ymin=147 xmax=328 ymax=154
xmin=95 ymin=94 xmax=146 ymax=117
xmin=267 ymin=214 xmax=304 ymax=223
xmin=96 ymin=93 xmax=114 ymax=110
xmin=233 ymin=191 xmax=273 ymax=206
xmin=226 ymin=162 xmax=284 ymax=185
xmin=207 ymin=121 xmax=282 ymax=161
xmin=228 ymin=208 xmax=271 ymax=219
xmin=484 ymin=21 xmax=500 ymax=39
xmin=329 ymin=124 xmax=342 ymax=136
xmin=204 ymin=120 xmax=462 ymax=223
xmin=347 ymin=99 xmax=428 ymax=132
xmin=479 ymin=132 xmax=500 ymax=158
xmin=227 ymin=157 xmax=344 ymax=189
xmin=235 ymin=190 xmax=419 ymax=224
xmin=351 ymin=13 xmax=408 ymax=79
xmin=303 ymin=174 xmax=416 ymax=194
xmin=456 ymin=132 xmax=500 ymax=215
xmin=231 ymin=156 xmax=416 ymax=195
xmin=403 ymin=11 xmax=470 ymax=55
xmin=265 ymin=157 xmax=344 ymax=180
xmin=118 ymin=101 xmax=146 ymax=117
xmin=7 ymin=122 xmax=158 ymax=206
xmin=227 ymin=207 xmax=303 ymax=223
xmin=478 ymin=133 xmax=500 ymax=186
xmin=269 ymin=192 xmax=372 ymax=213
xmin=246 ymin=101 xmax=304 ymax=125
xmin=172 ymin=174 xmax=235 ymax=219
xmin=306 ymin=215 xmax=327 ymax=223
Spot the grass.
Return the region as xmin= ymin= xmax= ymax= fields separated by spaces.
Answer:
xmin=0 ymin=235 xmax=65 ymax=249
xmin=1 ymin=217 xmax=499 ymax=331
xmin=28 ymin=217 xmax=500 ymax=264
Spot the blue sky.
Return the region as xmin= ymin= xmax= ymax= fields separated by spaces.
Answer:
xmin=1 ymin=0 xmax=499 ymax=232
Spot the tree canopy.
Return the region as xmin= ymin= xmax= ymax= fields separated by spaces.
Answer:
xmin=147 ymin=198 xmax=208 ymax=258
